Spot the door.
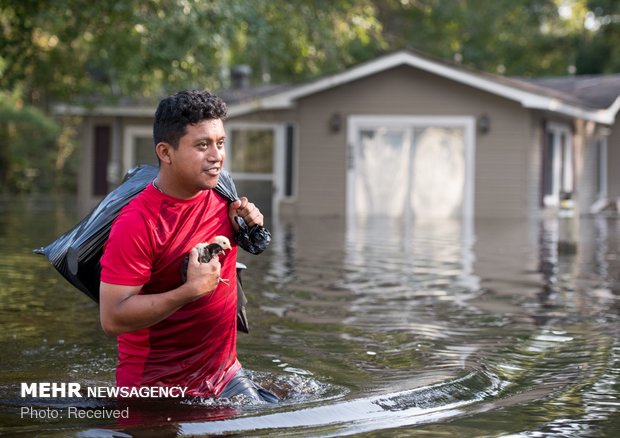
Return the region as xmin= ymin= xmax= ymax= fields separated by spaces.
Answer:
xmin=411 ymin=126 xmax=467 ymax=218
xmin=348 ymin=116 xmax=474 ymax=220
xmin=93 ymin=125 xmax=111 ymax=195
xmin=355 ymin=127 xmax=411 ymax=218
xmin=542 ymin=123 xmax=573 ymax=208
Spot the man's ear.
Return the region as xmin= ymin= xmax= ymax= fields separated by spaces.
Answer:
xmin=155 ymin=142 xmax=172 ymax=164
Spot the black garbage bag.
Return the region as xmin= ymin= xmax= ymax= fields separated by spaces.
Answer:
xmin=34 ymin=164 xmax=270 ymax=334
xmin=34 ymin=165 xmax=158 ymax=302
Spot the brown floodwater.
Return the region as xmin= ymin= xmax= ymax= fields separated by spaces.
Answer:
xmin=0 ymin=196 xmax=618 ymax=437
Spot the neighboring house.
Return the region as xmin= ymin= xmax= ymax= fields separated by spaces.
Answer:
xmin=55 ymin=50 xmax=620 ymax=221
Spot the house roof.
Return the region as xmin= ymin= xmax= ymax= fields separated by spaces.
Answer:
xmin=217 ymin=83 xmax=294 ymax=105
xmin=52 ymin=85 xmax=296 ymax=118
xmin=226 ymin=50 xmax=620 ymax=125
xmin=522 ymin=74 xmax=620 ymax=109
xmin=54 ymin=50 xmax=620 ymax=125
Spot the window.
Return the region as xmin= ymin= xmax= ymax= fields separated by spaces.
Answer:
xmin=348 ymin=116 xmax=474 ymax=220
xmin=229 ymin=129 xmax=274 ymax=173
xmin=542 ymin=123 xmax=573 ymax=207
xmin=123 ymin=126 xmax=155 ymax=174
xmin=225 ymin=123 xmax=286 ymax=218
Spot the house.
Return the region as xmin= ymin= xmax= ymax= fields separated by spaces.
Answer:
xmin=56 ymin=50 xmax=620 ymax=221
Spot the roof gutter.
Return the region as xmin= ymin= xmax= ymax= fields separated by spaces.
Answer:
xmin=53 ymin=104 xmax=156 ymax=117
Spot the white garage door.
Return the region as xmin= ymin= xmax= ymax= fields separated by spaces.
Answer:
xmin=348 ymin=116 xmax=475 ymax=220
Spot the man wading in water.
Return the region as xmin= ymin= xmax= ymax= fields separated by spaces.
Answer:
xmin=99 ymin=90 xmax=277 ymax=402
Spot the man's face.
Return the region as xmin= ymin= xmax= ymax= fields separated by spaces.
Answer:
xmin=172 ymin=118 xmax=226 ymax=191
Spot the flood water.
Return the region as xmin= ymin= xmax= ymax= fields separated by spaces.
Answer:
xmin=0 ymin=196 xmax=619 ymax=437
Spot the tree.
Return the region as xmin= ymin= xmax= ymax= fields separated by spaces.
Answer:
xmin=0 ymin=0 xmax=385 ymax=192
xmin=1 ymin=0 xmax=384 ymax=105
xmin=372 ymin=0 xmax=583 ymax=77
xmin=574 ymin=0 xmax=620 ymax=73
xmin=0 ymin=91 xmax=60 ymax=192
xmin=224 ymin=0 xmax=385 ymax=82
xmin=0 ymin=0 xmax=618 ymax=193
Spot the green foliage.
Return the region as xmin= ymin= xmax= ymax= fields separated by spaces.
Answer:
xmin=0 ymin=0 xmax=385 ymax=193
xmin=0 ymin=91 xmax=60 ymax=193
xmin=574 ymin=0 xmax=620 ymax=73
xmin=2 ymin=0 xmax=612 ymax=103
xmin=0 ymin=0 xmax=384 ymax=104
xmin=374 ymin=0 xmax=583 ymax=77
xmin=223 ymin=0 xmax=385 ymax=81
xmin=0 ymin=0 xmax=617 ymax=193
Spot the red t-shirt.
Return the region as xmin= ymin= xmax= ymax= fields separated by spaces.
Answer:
xmin=100 ymin=184 xmax=241 ymax=397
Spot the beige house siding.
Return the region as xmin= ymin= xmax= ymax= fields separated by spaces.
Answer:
xmin=296 ymin=93 xmax=347 ymax=216
xmin=473 ymin=97 xmax=532 ymax=219
xmin=229 ymin=109 xmax=297 ymax=124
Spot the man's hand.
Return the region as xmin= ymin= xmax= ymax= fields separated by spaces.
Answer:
xmin=99 ymin=247 xmax=222 ymax=337
xmin=229 ymin=197 xmax=264 ymax=231
xmin=184 ymin=247 xmax=221 ymax=295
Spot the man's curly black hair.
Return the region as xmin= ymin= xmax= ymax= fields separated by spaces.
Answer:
xmin=153 ymin=89 xmax=228 ymax=148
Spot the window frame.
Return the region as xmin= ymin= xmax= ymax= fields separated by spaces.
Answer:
xmin=346 ymin=115 xmax=476 ymax=221
xmin=122 ymin=125 xmax=154 ymax=174
xmin=224 ymin=122 xmax=287 ymax=216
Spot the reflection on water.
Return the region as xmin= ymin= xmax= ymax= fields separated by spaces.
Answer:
xmin=0 ymin=197 xmax=619 ymax=437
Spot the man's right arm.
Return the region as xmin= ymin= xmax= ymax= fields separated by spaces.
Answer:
xmin=99 ymin=248 xmax=221 ymax=337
